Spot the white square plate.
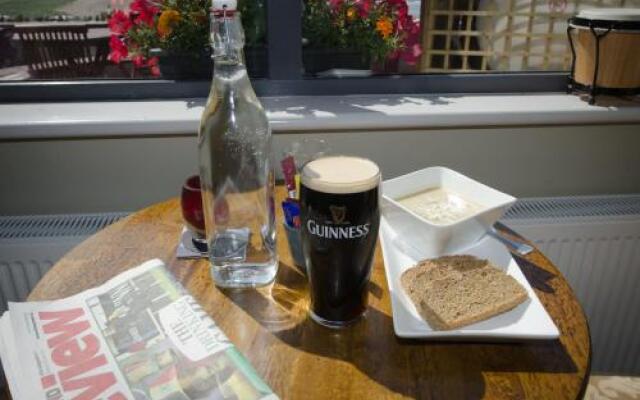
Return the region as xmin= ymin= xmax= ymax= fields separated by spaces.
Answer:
xmin=379 ymin=217 xmax=560 ymax=340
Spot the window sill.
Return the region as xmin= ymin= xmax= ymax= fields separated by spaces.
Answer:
xmin=0 ymin=93 xmax=638 ymax=139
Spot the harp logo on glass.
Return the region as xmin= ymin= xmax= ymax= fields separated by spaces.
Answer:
xmin=307 ymin=205 xmax=370 ymax=240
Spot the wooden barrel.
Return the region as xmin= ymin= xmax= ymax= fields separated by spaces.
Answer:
xmin=569 ymin=8 xmax=640 ymax=90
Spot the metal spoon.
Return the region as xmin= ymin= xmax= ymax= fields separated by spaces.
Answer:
xmin=488 ymin=228 xmax=534 ymax=255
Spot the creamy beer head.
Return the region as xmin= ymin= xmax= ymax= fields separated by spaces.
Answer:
xmin=301 ymin=156 xmax=380 ymax=194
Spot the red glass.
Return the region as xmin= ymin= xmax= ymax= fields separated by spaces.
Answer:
xmin=181 ymin=175 xmax=206 ymax=237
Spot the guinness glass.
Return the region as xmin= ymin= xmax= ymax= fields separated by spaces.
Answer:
xmin=300 ymin=156 xmax=381 ymax=328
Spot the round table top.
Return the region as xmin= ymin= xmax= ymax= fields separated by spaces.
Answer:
xmin=29 ymin=188 xmax=591 ymax=400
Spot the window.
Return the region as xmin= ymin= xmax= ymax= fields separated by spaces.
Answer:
xmin=0 ymin=0 xmax=638 ymax=99
xmin=0 ymin=0 xmax=267 ymax=81
xmin=301 ymin=0 xmax=640 ymax=76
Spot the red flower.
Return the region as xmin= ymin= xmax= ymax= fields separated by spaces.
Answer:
xmin=386 ymin=0 xmax=408 ymax=18
xmin=131 ymin=55 xmax=161 ymax=76
xmin=130 ymin=0 xmax=158 ymax=14
xmin=108 ymin=35 xmax=128 ymax=63
xmin=354 ymin=0 xmax=372 ymax=17
xmin=329 ymin=0 xmax=344 ymax=11
xmin=398 ymin=18 xmax=422 ymax=65
xmin=132 ymin=54 xmax=146 ymax=67
xmin=108 ymin=10 xmax=132 ymax=35
xmin=130 ymin=0 xmax=158 ymax=26
xmin=148 ymin=56 xmax=161 ymax=77
xmin=400 ymin=40 xmax=422 ymax=65
xmin=378 ymin=0 xmax=422 ymax=65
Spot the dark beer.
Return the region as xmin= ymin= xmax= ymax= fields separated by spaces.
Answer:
xmin=300 ymin=156 xmax=380 ymax=327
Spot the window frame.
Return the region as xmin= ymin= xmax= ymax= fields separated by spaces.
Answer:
xmin=0 ymin=0 xmax=570 ymax=103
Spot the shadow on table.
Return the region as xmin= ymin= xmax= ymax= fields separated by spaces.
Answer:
xmin=495 ymin=222 xmax=558 ymax=294
xmin=513 ymin=253 xmax=557 ymax=294
xmin=221 ymin=261 xmax=578 ymax=398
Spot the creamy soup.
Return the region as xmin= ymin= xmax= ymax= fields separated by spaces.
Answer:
xmin=397 ymin=187 xmax=483 ymax=225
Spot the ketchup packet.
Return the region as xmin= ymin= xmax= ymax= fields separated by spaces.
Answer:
xmin=281 ymin=155 xmax=297 ymax=198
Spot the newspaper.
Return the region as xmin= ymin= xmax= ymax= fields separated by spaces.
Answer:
xmin=0 ymin=259 xmax=278 ymax=400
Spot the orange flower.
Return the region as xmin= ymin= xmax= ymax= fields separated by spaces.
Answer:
xmin=376 ymin=17 xmax=393 ymax=38
xmin=346 ymin=7 xmax=357 ymax=21
xmin=157 ymin=9 xmax=181 ymax=37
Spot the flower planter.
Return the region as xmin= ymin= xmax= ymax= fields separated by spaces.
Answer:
xmin=157 ymin=46 xmax=267 ymax=80
xmin=157 ymin=52 xmax=212 ymax=80
xmin=303 ymin=48 xmax=370 ymax=75
xmin=372 ymin=57 xmax=400 ymax=74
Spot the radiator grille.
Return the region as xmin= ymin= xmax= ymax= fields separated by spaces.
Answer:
xmin=0 ymin=260 xmax=54 ymax=308
xmin=0 ymin=212 xmax=129 ymax=239
xmin=529 ymin=233 xmax=640 ymax=375
xmin=0 ymin=212 xmax=129 ymax=313
xmin=505 ymin=194 xmax=640 ymax=375
xmin=504 ymin=194 xmax=640 ymax=220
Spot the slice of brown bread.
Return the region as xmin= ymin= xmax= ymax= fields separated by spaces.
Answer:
xmin=400 ymin=255 xmax=528 ymax=330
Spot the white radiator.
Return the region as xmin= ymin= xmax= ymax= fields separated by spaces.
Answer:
xmin=1 ymin=198 xmax=639 ymax=375
xmin=0 ymin=213 xmax=128 ymax=312
xmin=503 ymin=194 xmax=640 ymax=375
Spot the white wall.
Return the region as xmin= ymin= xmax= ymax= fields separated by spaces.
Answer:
xmin=1 ymin=124 xmax=639 ymax=215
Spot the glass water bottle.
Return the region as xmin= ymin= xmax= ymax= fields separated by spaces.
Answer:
xmin=198 ymin=1 xmax=277 ymax=287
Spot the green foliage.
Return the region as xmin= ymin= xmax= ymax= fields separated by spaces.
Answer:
xmin=302 ymin=0 xmax=402 ymax=63
xmin=159 ymin=0 xmax=266 ymax=53
xmin=124 ymin=0 xmax=265 ymax=58
xmin=128 ymin=23 xmax=161 ymax=57
xmin=239 ymin=0 xmax=266 ymax=46
xmin=303 ymin=1 xmax=336 ymax=46
xmin=161 ymin=0 xmax=210 ymax=55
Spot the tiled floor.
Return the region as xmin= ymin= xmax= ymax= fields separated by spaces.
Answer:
xmin=585 ymin=376 xmax=640 ymax=400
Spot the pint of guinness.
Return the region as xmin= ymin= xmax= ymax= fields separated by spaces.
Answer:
xmin=300 ymin=156 xmax=381 ymax=328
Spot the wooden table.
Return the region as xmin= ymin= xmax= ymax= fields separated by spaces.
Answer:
xmin=28 ymin=188 xmax=591 ymax=400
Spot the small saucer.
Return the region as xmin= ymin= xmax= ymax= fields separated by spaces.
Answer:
xmin=176 ymin=227 xmax=207 ymax=259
